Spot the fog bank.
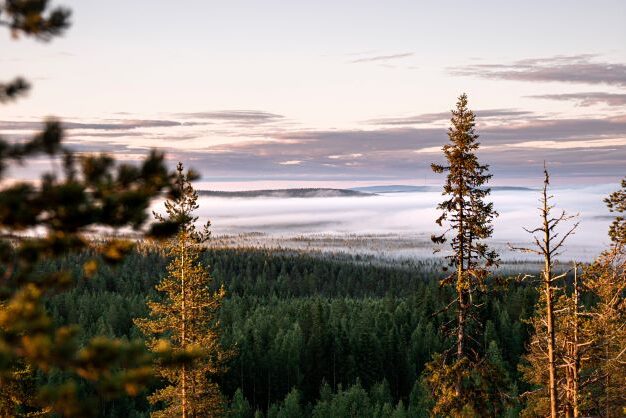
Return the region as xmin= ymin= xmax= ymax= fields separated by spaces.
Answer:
xmin=157 ymin=185 xmax=617 ymax=262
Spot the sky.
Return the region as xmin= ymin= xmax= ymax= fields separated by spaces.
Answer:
xmin=2 ymin=0 xmax=626 ymax=189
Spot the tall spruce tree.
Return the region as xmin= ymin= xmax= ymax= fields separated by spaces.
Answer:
xmin=426 ymin=93 xmax=499 ymax=415
xmin=135 ymin=162 xmax=228 ymax=418
xmin=0 ymin=2 xmax=187 ymax=416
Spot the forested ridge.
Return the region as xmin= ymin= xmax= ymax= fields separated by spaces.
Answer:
xmin=39 ymin=247 xmax=537 ymax=417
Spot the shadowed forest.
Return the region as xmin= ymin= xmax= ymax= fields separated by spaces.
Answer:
xmin=1 ymin=2 xmax=624 ymax=418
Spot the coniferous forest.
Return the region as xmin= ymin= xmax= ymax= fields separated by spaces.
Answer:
xmin=1 ymin=1 xmax=625 ymax=417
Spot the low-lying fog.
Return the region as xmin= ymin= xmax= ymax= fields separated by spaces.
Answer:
xmin=179 ymin=185 xmax=617 ymax=262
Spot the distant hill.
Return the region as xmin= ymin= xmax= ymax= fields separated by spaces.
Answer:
xmin=197 ymin=188 xmax=373 ymax=198
xmin=197 ymin=185 xmax=536 ymax=198
xmin=490 ymin=186 xmax=536 ymax=191
xmin=351 ymin=185 xmax=536 ymax=193
xmin=350 ymin=185 xmax=438 ymax=193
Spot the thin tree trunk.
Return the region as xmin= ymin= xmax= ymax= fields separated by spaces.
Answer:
xmin=565 ymin=367 xmax=572 ymax=418
xmin=572 ymin=266 xmax=580 ymax=418
xmin=456 ymin=289 xmax=466 ymax=395
xmin=605 ymin=344 xmax=610 ymax=418
xmin=267 ymin=371 xmax=271 ymax=413
xmin=542 ymin=184 xmax=558 ymax=418
xmin=456 ymin=194 xmax=466 ymax=398
xmin=240 ymin=355 xmax=244 ymax=395
xmin=545 ymin=273 xmax=558 ymax=418
xmin=332 ymin=350 xmax=336 ymax=391
xmin=181 ymin=237 xmax=187 ymax=418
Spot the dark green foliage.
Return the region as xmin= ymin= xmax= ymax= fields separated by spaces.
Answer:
xmin=229 ymin=388 xmax=253 ymax=418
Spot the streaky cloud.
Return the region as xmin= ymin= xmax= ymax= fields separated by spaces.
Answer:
xmin=527 ymin=92 xmax=626 ymax=107
xmin=451 ymin=55 xmax=626 ymax=87
xmin=365 ymin=109 xmax=534 ymax=126
xmin=0 ymin=119 xmax=183 ymax=131
xmin=350 ymin=52 xmax=413 ymax=64
xmin=4 ymin=112 xmax=625 ymax=184
xmin=175 ymin=110 xmax=284 ymax=123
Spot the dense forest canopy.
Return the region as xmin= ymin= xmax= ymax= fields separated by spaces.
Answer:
xmin=37 ymin=247 xmax=537 ymax=417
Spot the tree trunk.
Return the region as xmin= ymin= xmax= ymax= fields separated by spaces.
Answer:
xmin=181 ymin=238 xmax=187 ymax=418
xmin=456 ymin=289 xmax=466 ymax=397
xmin=572 ymin=267 xmax=580 ymax=418
xmin=267 ymin=371 xmax=271 ymax=413
xmin=545 ymin=273 xmax=558 ymax=418
xmin=543 ymin=188 xmax=558 ymax=418
xmin=456 ymin=194 xmax=466 ymax=398
xmin=605 ymin=344 xmax=610 ymax=418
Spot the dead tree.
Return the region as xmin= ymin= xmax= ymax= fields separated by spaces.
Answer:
xmin=510 ymin=166 xmax=579 ymax=418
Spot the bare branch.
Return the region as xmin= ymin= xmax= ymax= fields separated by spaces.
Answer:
xmin=522 ymin=226 xmax=543 ymax=234
xmin=508 ymin=244 xmax=542 ymax=255
xmin=550 ymin=221 xmax=580 ymax=256
xmin=430 ymin=295 xmax=460 ymax=318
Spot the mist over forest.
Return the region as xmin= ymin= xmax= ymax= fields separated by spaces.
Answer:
xmin=168 ymin=185 xmax=617 ymax=262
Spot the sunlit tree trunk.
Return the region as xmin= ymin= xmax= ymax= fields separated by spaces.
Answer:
xmin=542 ymin=195 xmax=558 ymax=418
xmin=181 ymin=236 xmax=187 ymax=418
xmin=511 ymin=167 xmax=579 ymax=418
xmin=456 ymin=197 xmax=465 ymax=397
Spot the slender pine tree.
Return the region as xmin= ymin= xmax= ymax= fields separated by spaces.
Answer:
xmin=135 ymin=162 xmax=229 ymax=418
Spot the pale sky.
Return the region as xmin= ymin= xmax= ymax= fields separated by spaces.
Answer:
xmin=2 ymin=0 xmax=625 ymax=188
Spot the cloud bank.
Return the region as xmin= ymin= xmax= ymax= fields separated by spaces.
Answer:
xmin=2 ymin=106 xmax=625 ymax=185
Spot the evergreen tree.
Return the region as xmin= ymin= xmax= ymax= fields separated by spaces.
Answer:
xmin=582 ymin=179 xmax=626 ymax=415
xmin=134 ymin=162 xmax=229 ymax=418
xmin=229 ymin=388 xmax=253 ymax=418
xmin=276 ymin=388 xmax=303 ymax=418
xmin=583 ymin=246 xmax=625 ymax=415
xmin=426 ymin=93 xmax=499 ymax=414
